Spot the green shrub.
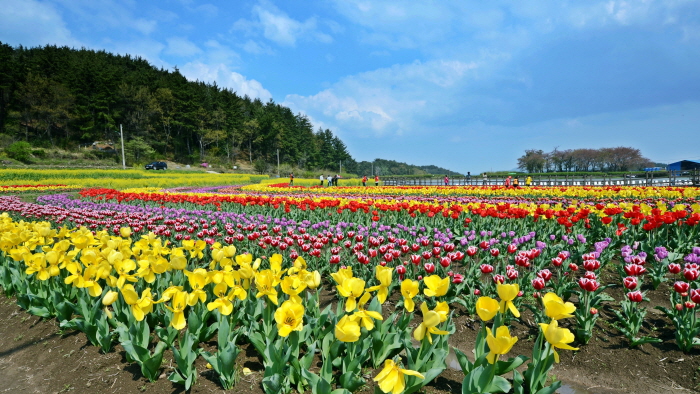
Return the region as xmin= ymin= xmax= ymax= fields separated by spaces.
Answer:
xmin=6 ymin=142 xmax=33 ymax=163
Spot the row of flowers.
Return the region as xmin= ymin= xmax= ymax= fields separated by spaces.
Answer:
xmin=1 ymin=215 xmax=593 ymax=393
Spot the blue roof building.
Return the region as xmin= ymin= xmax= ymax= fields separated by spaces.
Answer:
xmin=668 ymin=160 xmax=700 ymax=171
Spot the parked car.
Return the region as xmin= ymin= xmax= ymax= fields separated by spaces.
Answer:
xmin=145 ymin=161 xmax=167 ymax=170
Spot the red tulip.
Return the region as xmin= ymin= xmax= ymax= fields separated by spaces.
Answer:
xmin=480 ymin=264 xmax=494 ymax=274
xmin=568 ymin=263 xmax=578 ymax=271
xmin=490 ymin=248 xmax=500 ymax=257
xmin=507 ymin=244 xmax=517 ymax=254
xmin=627 ymin=291 xmax=643 ymax=302
xmin=422 ymin=251 xmax=433 ymax=260
xmin=424 ymin=263 xmax=436 ymax=274
xmin=330 ymin=255 xmax=341 ymax=264
xmin=551 ymin=257 xmax=563 ymax=267
xmin=683 ymin=268 xmax=699 ymax=281
xmin=493 ymin=274 xmax=505 ymax=284
xmin=668 ymin=263 xmax=682 ymax=274
xmin=537 ymin=269 xmax=552 ymax=281
xmin=439 ymin=256 xmax=451 ymax=268
xmin=466 ymin=246 xmax=478 ymax=256
xmin=690 ymin=289 xmax=700 ymax=304
xmin=532 ymin=277 xmax=546 ymax=290
xmin=452 ymin=273 xmax=464 ymax=284
xmin=624 ymin=264 xmax=646 ymax=276
xmin=583 ymin=260 xmax=600 ymax=271
xmin=411 ymin=254 xmax=422 ymax=265
xmin=578 ymin=278 xmax=599 ymax=292
xmin=674 ymin=281 xmax=689 ymax=294
xmin=506 ymin=269 xmax=518 ymax=280
xmin=623 ymin=276 xmax=638 ymax=290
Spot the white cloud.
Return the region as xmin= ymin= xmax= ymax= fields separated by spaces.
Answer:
xmin=0 ymin=0 xmax=80 ymax=47
xmin=180 ymin=62 xmax=272 ymax=101
xmin=283 ymin=59 xmax=477 ymax=137
xmin=233 ymin=1 xmax=333 ymax=46
xmin=165 ymin=37 xmax=202 ymax=57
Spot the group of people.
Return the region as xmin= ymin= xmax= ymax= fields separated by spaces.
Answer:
xmin=503 ymin=175 xmax=532 ymax=188
xmin=319 ymin=174 xmax=343 ymax=186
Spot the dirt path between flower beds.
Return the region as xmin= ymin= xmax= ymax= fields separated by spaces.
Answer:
xmin=0 ymin=292 xmax=698 ymax=394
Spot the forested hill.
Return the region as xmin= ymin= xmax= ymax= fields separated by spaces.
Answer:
xmin=0 ymin=42 xmax=357 ymax=171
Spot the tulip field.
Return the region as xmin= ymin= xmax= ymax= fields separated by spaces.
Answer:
xmin=0 ymin=173 xmax=699 ymax=394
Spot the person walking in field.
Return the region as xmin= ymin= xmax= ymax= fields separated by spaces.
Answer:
xmin=444 ymin=175 xmax=449 ymax=186
xmin=513 ymin=177 xmax=520 ymax=188
xmin=327 ymin=175 xmax=332 ymax=187
xmin=289 ymin=173 xmax=294 ymax=186
xmin=526 ymin=176 xmax=532 ymax=187
xmin=504 ymin=176 xmax=511 ymax=188
xmin=320 ymin=174 xmax=324 ymax=186
xmin=374 ymin=175 xmax=380 ymax=186
xmin=362 ymin=175 xmax=367 ymax=186
xmin=482 ymin=173 xmax=488 ymax=185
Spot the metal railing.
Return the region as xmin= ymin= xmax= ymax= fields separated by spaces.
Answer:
xmin=382 ymin=170 xmax=700 ymax=187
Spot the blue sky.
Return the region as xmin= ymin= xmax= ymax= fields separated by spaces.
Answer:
xmin=2 ymin=0 xmax=699 ymax=174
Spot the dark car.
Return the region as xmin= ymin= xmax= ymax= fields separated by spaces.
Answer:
xmin=145 ymin=161 xmax=167 ymax=170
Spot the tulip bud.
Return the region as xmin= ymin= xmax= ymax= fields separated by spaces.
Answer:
xmin=493 ymin=274 xmax=505 ymax=284
xmin=474 ymin=288 xmax=481 ymax=295
xmin=102 ymin=290 xmax=119 ymax=306
xmin=675 ymin=303 xmax=684 ymax=311
xmin=590 ymin=307 xmax=598 ymax=315
xmin=568 ymin=263 xmax=578 ymax=271
xmin=452 ymin=273 xmax=464 ymax=284
xmin=685 ymin=301 xmax=696 ymax=309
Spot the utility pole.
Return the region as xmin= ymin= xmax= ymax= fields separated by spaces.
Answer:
xmin=277 ymin=149 xmax=280 ymax=177
xmin=339 ymin=160 xmax=342 ymax=174
xmin=119 ymin=124 xmax=126 ymax=170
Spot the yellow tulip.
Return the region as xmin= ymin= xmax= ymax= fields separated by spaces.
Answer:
xmin=367 ymin=265 xmax=392 ymax=304
xmin=337 ymin=277 xmax=366 ymax=312
xmin=485 ymin=325 xmax=518 ymax=363
xmin=165 ymin=289 xmax=189 ymax=330
xmin=413 ymin=302 xmax=449 ymax=344
xmin=121 ymin=285 xmax=154 ymax=321
xmin=373 ymin=359 xmax=425 ymax=394
xmin=254 ymin=269 xmax=279 ymax=305
xmin=539 ymin=319 xmax=579 ymax=363
xmin=400 ymin=279 xmax=419 ymax=312
xmin=102 ymin=290 xmax=119 ymax=306
xmin=207 ymin=283 xmax=234 ymax=315
xmin=542 ymin=292 xmax=576 ymax=320
xmin=497 ymin=283 xmax=520 ymax=318
xmin=423 ymin=275 xmax=449 ymax=297
xmin=475 ymin=296 xmax=500 ymax=322
xmin=335 ymin=314 xmax=361 ymax=342
xmin=351 ymin=292 xmax=383 ymax=330
xmin=119 ymin=227 xmax=132 ymax=238
xmin=331 ymin=266 xmax=354 ymax=286
xmin=274 ymin=300 xmax=305 ymax=337
xmin=280 ymin=275 xmax=307 ymax=304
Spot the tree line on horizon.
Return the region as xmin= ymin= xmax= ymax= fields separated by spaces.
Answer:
xmin=517 ymin=147 xmax=655 ymax=173
xmin=0 ymin=42 xmax=358 ymax=172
